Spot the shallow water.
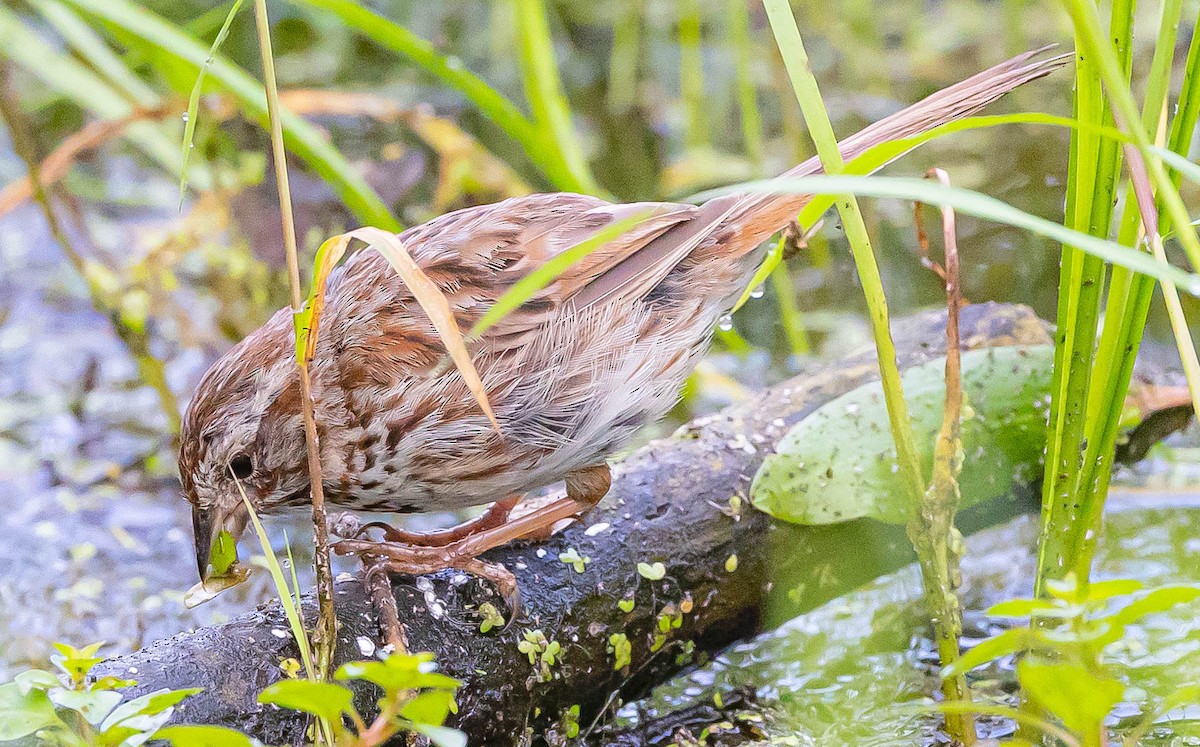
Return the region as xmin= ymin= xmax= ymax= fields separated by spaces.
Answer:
xmin=632 ymin=491 xmax=1200 ymax=745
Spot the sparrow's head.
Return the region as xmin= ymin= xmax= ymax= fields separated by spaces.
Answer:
xmin=179 ymin=309 xmax=309 ymax=583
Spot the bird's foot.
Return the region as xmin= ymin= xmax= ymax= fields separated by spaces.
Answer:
xmin=331 ymin=464 xmax=613 ymax=638
xmin=335 ymin=533 xmax=522 ymax=623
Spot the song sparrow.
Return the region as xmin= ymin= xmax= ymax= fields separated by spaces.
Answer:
xmin=180 ymin=50 xmax=1064 ymax=596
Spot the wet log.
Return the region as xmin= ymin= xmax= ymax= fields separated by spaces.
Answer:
xmin=95 ymin=303 xmax=1051 ymax=745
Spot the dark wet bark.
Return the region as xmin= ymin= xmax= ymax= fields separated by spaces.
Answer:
xmin=94 ymin=303 xmax=1052 ymax=746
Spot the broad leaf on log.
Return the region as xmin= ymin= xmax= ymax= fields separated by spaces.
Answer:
xmin=751 ymin=345 xmax=1052 ymax=525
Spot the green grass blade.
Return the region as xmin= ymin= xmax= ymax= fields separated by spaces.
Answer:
xmin=694 ymin=175 xmax=1200 ymax=291
xmin=1064 ymin=0 xmax=1200 ymax=269
xmin=240 ymin=494 xmax=315 ymax=679
xmin=0 ymin=5 xmax=182 ymax=178
xmin=295 ymin=0 xmax=587 ymax=194
xmin=179 ymin=0 xmax=245 ymax=203
xmin=512 ymin=0 xmax=602 ymax=195
xmin=64 ymin=0 xmax=399 ymax=230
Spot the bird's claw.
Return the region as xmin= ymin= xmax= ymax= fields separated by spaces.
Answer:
xmin=334 ymin=537 xmax=521 ymax=624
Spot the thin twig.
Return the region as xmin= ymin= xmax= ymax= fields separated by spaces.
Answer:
xmin=251 ymin=0 xmax=337 ymax=686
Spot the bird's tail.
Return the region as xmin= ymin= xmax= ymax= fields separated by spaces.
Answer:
xmin=714 ymin=47 xmax=1070 ymax=248
xmin=576 ymin=48 xmax=1068 ymax=311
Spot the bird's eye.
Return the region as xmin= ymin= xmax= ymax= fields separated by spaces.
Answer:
xmin=229 ymin=454 xmax=254 ymax=481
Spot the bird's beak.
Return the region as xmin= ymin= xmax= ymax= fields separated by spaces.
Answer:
xmin=192 ymin=502 xmax=249 ymax=582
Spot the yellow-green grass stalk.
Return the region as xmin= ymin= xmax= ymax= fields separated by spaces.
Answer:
xmin=758 ymin=0 xmax=972 ymax=738
xmin=251 ymin=0 xmax=338 ymax=700
xmin=512 ymin=0 xmax=604 ymax=196
xmin=678 ymin=0 xmax=708 ymax=151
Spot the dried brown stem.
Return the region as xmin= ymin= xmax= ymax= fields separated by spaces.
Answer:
xmin=251 ymin=0 xmax=337 ymax=685
xmin=910 ymin=167 xmax=974 ymax=742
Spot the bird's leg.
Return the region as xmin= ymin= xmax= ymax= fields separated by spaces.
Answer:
xmin=333 ymin=464 xmax=613 ymax=624
xmin=517 ymin=463 xmax=612 ymax=541
xmin=352 ymin=494 xmax=521 ymax=546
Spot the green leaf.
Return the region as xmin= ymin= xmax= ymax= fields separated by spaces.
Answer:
xmin=477 ymin=602 xmax=506 ymax=634
xmin=608 ymin=633 xmax=632 ymax=670
xmin=941 ymin=627 xmax=1034 ymax=677
xmin=14 ymin=670 xmax=63 ymax=694
xmin=1110 ymin=586 xmax=1200 ymax=627
xmin=409 ymin=723 xmax=467 ymax=747
xmin=155 ymin=724 xmax=259 ymax=747
xmin=91 ymin=675 xmax=138 ymax=691
xmin=257 ymin=679 xmax=355 ymax=724
xmin=336 ymin=655 xmax=459 ymax=695
xmin=637 ymin=562 xmax=666 ymax=581
xmin=101 ymin=688 xmax=202 ymax=731
xmin=0 ymin=682 xmax=63 ymax=740
xmin=752 ymin=346 xmax=1054 ymax=525
xmin=1083 ymin=578 xmax=1144 ymax=602
xmin=985 ymin=598 xmax=1059 ymax=617
xmin=1018 ymin=661 xmax=1124 ymax=736
xmin=50 ymin=688 xmax=124 ymax=725
xmin=401 ymin=690 xmax=455 ymax=726
xmin=208 ymin=530 xmax=239 ymax=577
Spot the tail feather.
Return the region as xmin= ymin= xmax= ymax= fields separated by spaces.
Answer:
xmin=728 ymin=47 xmax=1070 ymax=247
xmin=576 ymin=48 xmax=1068 ymax=310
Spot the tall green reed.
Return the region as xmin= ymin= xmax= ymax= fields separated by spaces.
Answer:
xmin=1037 ymin=0 xmax=1200 ymax=594
xmin=759 ymin=1 xmax=975 ymax=738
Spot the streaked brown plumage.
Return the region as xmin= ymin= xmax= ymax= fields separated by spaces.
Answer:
xmin=180 ymin=50 xmax=1065 ymax=583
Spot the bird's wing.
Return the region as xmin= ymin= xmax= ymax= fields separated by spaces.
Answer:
xmin=325 ymin=192 xmax=698 ymax=362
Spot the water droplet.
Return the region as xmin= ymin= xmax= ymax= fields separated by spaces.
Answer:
xmin=717 ymin=314 xmax=733 ymax=331
xmin=749 ymin=284 xmax=765 ymax=299
xmin=181 ymin=111 xmax=189 ymax=123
